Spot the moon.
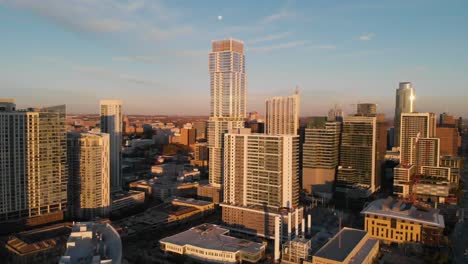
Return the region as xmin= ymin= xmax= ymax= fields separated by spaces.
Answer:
xmin=217 ymin=15 xmax=223 ymax=21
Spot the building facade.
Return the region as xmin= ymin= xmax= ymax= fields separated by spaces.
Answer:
xmin=67 ymin=132 xmax=110 ymax=219
xmin=436 ymin=126 xmax=461 ymax=156
xmin=221 ymin=129 xmax=302 ymax=239
xmin=302 ymin=120 xmax=341 ymax=197
xmin=361 ymin=197 xmax=444 ymax=246
xmin=100 ymin=100 xmax=123 ymax=192
xmin=207 ymin=39 xmax=246 ymax=188
xmin=0 ymin=102 xmax=67 ymax=225
xmin=410 ymin=137 xmax=440 ymax=173
xmin=400 ymin=112 xmax=436 ymax=166
xmin=265 ymin=92 xmax=300 ymax=135
xmin=394 ymin=82 xmax=415 ymax=148
xmin=336 ymin=114 xmax=386 ymax=196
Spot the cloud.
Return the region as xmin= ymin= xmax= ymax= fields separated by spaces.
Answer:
xmin=249 ymin=32 xmax=292 ymax=44
xmin=358 ymin=32 xmax=375 ymax=41
xmin=263 ymin=10 xmax=296 ymax=24
xmin=307 ymin=45 xmax=337 ymax=50
xmin=74 ymin=65 xmax=159 ymax=86
xmin=249 ymin=41 xmax=307 ymax=53
xmin=112 ymin=56 xmax=158 ymax=63
xmin=145 ymin=26 xmax=193 ymax=41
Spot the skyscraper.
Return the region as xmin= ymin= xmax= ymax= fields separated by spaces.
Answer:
xmin=357 ymin=103 xmax=377 ymax=116
xmin=394 ymin=82 xmax=415 ymax=147
xmin=0 ymin=101 xmax=67 ymax=225
xmin=221 ymin=129 xmax=302 ymax=239
xmin=100 ymin=100 xmax=122 ymax=192
xmin=400 ymin=113 xmax=436 ymax=166
xmin=336 ymin=114 xmax=387 ymax=196
xmin=207 ymin=39 xmax=246 ymax=187
xmin=302 ymin=119 xmax=341 ymax=198
xmin=67 ymin=132 xmax=110 ymax=219
xmin=410 ymin=137 xmax=440 ymax=173
xmin=265 ymin=91 xmax=300 ymax=135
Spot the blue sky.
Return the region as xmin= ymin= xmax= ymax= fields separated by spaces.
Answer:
xmin=0 ymin=0 xmax=467 ymax=117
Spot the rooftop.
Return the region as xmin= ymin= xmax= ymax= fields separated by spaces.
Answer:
xmin=59 ymin=222 xmax=122 ymax=264
xmin=160 ymin=223 xmax=264 ymax=254
xmin=361 ymin=197 xmax=445 ymax=228
xmin=171 ymin=197 xmax=213 ymax=207
xmin=314 ymin=228 xmax=367 ymax=262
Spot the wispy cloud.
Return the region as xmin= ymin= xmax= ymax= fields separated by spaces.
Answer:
xmin=112 ymin=56 xmax=158 ymax=63
xmin=307 ymin=45 xmax=337 ymax=50
xmin=249 ymin=41 xmax=307 ymax=53
xmin=263 ymin=10 xmax=296 ymax=24
xmin=249 ymin=32 xmax=292 ymax=44
xmin=74 ymin=65 xmax=159 ymax=86
xmin=1 ymin=0 xmax=186 ymax=40
xmin=358 ymin=32 xmax=375 ymax=41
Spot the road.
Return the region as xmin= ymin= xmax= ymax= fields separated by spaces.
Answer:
xmin=452 ymin=134 xmax=468 ymax=263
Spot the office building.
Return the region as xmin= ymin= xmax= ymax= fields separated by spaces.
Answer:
xmin=361 ymin=197 xmax=444 ymax=246
xmin=0 ymin=102 xmax=67 ymax=225
xmin=302 ymin=119 xmax=341 ymax=198
xmin=310 ymin=228 xmax=379 ymax=264
xmin=180 ymin=128 xmax=196 ymax=146
xmin=436 ymin=126 xmax=461 ymax=156
xmin=59 ymin=222 xmax=122 ymax=264
xmin=221 ymin=129 xmax=302 ymax=239
xmin=410 ymin=137 xmax=440 ymax=173
xmin=393 ymin=164 xmax=416 ymax=197
xmin=160 ymin=223 xmax=266 ymax=263
xmin=265 ymin=91 xmax=300 ymax=135
xmin=357 ymin=103 xmax=377 ymax=116
xmin=394 ymin=82 xmax=415 ymax=147
xmin=440 ymin=155 xmax=463 ymax=184
xmin=67 ymin=132 xmax=111 ymax=219
xmin=192 ymin=121 xmax=207 ymax=139
xmin=100 ymin=100 xmax=123 ymax=191
xmin=328 ymin=105 xmax=344 ymax=122
xmin=400 ymin=112 xmax=436 ymax=166
xmin=336 ymin=114 xmax=386 ymax=196
xmin=207 ymin=39 xmax=246 ymax=188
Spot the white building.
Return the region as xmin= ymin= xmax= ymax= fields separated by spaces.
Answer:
xmin=400 ymin=112 xmax=436 ymax=166
xmin=265 ymin=91 xmax=300 ymax=135
xmin=207 ymin=39 xmax=247 ymax=188
xmin=59 ymin=222 xmax=122 ymax=264
xmin=100 ymin=100 xmax=122 ymax=192
xmin=0 ymin=100 xmax=68 ymax=224
xmin=67 ymin=132 xmax=111 ymax=219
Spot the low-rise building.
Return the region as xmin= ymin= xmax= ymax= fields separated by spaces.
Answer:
xmin=177 ymin=169 xmax=200 ymax=182
xmin=4 ymin=223 xmax=72 ymax=264
xmin=111 ymin=190 xmax=145 ymax=214
xmin=171 ymin=197 xmax=214 ymax=213
xmin=310 ymin=228 xmax=379 ymax=264
xmin=361 ymin=197 xmax=445 ymax=246
xmin=281 ymin=237 xmax=311 ymax=264
xmin=59 ymin=222 xmax=122 ymax=264
xmin=160 ymin=223 xmax=266 ymax=263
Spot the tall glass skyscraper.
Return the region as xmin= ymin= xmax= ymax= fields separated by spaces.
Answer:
xmin=100 ymin=100 xmax=122 ymax=192
xmin=207 ymin=39 xmax=246 ymax=187
xmin=394 ymin=82 xmax=415 ymax=147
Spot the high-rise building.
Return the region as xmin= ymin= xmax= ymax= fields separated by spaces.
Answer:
xmin=400 ymin=113 xmax=436 ymax=166
xmin=0 ymin=102 xmax=67 ymax=225
xmin=207 ymin=39 xmax=246 ymax=187
xmin=67 ymin=132 xmax=110 ymax=219
xmin=336 ymin=114 xmax=387 ymax=196
xmin=100 ymin=100 xmax=122 ymax=192
xmin=221 ymin=129 xmax=302 ymax=239
xmin=192 ymin=121 xmax=207 ymax=139
xmin=410 ymin=137 xmax=440 ymax=173
xmin=436 ymin=126 xmax=461 ymax=156
xmin=327 ymin=105 xmax=344 ymax=122
xmin=357 ymin=103 xmax=377 ymax=116
xmin=394 ymin=82 xmax=415 ymax=147
xmin=265 ymin=91 xmax=300 ymax=135
xmin=180 ymin=128 xmax=196 ymax=146
xmin=302 ymin=119 xmax=341 ymax=198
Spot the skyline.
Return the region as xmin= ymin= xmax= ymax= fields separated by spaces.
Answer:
xmin=1 ymin=0 xmax=467 ymax=117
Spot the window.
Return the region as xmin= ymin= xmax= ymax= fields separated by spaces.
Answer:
xmin=391 ymin=219 xmax=397 ymax=228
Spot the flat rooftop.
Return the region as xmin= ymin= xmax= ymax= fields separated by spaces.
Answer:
xmin=361 ymin=198 xmax=445 ymax=228
xmin=314 ymin=228 xmax=367 ymax=262
xmin=171 ymin=197 xmax=213 ymax=206
xmin=160 ymin=223 xmax=264 ymax=254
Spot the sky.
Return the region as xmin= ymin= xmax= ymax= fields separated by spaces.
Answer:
xmin=0 ymin=0 xmax=467 ymax=117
